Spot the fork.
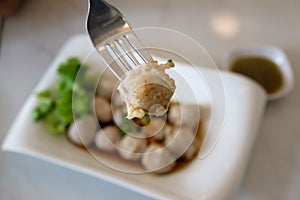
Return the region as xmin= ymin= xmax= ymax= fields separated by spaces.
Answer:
xmin=87 ymin=0 xmax=154 ymax=80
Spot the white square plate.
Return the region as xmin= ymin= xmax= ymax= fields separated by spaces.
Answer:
xmin=2 ymin=35 xmax=266 ymax=200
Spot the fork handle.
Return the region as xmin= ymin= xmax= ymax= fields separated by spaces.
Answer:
xmin=88 ymin=0 xmax=120 ymax=24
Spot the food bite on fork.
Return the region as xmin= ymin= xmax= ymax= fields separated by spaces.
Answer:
xmin=118 ymin=60 xmax=176 ymax=119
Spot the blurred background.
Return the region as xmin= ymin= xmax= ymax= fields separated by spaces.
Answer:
xmin=0 ymin=0 xmax=300 ymax=199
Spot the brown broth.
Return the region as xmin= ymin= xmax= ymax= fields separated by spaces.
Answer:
xmin=230 ymin=56 xmax=283 ymax=94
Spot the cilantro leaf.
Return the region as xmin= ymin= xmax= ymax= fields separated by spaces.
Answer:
xmin=32 ymin=57 xmax=93 ymax=135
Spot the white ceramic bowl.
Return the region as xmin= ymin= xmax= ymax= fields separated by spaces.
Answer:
xmin=223 ymin=45 xmax=294 ymax=100
xmin=2 ymin=35 xmax=267 ymax=200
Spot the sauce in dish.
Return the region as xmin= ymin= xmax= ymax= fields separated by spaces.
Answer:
xmin=230 ymin=56 xmax=284 ymax=94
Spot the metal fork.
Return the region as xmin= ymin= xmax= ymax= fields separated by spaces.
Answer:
xmin=87 ymin=0 xmax=153 ymax=80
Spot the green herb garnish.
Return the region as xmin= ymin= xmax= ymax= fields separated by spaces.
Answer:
xmin=118 ymin=107 xmax=138 ymax=136
xmin=32 ymin=57 xmax=93 ymax=135
xmin=167 ymin=59 xmax=175 ymax=67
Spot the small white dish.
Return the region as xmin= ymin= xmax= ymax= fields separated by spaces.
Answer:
xmin=2 ymin=35 xmax=266 ymax=200
xmin=223 ymin=45 xmax=294 ymax=100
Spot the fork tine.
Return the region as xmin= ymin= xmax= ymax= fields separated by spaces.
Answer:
xmin=123 ymin=33 xmax=154 ymax=63
xmin=116 ymin=38 xmax=140 ymax=66
xmin=108 ymin=42 xmax=132 ymax=71
xmin=97 ymin=32 xmax=154 ymax=80
xmin=98 ymin=45 xmax=127 ymax=80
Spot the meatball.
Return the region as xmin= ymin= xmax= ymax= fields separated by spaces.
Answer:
xmin=112 ymin=108 xmax=123 ymax=127
xmin=164 ymin=127 xmax=196 ymax=158
xmin=117 ymin=135 xmax=147 ymax=161
xmin=67 ymin=115 xmax=98 ymax=146
xmin=94 ymin=126 xmax=121 ymax=152
xmin=141 ymin=118 xmax=169 ymax=140
xmin=94 ymin=96 xmax=112 ymax=123
xmin=184 ymin=137 xmax=202 ymax=160
xmin=168 ymin=104 xmax=200 ymax=129
xmin=141 ymin=144 xmax=176 ymax=174
xmin=97 ymin=70 xmax=118 ymax=99
xmin=111 ymin=91 xmax=125 ymax=109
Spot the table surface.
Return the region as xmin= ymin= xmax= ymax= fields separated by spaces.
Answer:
xmin=1 ymin=0 xmax=300 ymax=199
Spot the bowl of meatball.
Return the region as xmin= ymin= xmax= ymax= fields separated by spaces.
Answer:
xmin=67 ymin=68 xmax=203 ymax=174
xmin=2 ymin=34 xmax=266 ymax=200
